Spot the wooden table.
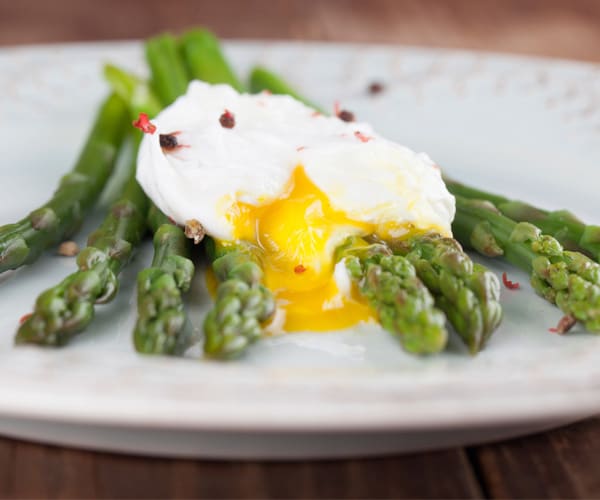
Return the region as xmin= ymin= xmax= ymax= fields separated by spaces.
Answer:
xmin=1 ymin=0 xmax=600 ymax=497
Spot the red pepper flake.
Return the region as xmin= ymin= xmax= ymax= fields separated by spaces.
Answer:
xmin=132 ymin=113 xmax=156 ymax=134
xmin=311 ymin=111 xmax=321 ymax=117
xmin=19 ymin=313 xmax=32 ymax=325
xmin=296 ymin=146 xmax=306 ymax=152
xmin=549 ymin=315 xmax=576 ymax=334
xmin=294 ymin=264 xmax=307 ymax=274
xmin=354 ymin=131 xmax=373 ymax=143
xmin=368 ymin=82 xmax=385 ymax=95
xmin=219 ymin=109 xmax=235 ymax=128
xmin=502 ymin=272 xmax=520 ymax=290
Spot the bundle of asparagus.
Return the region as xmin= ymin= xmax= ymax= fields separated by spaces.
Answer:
xmin=6 ymin=27 xmax=596 ymax=361
xmin=15 ymin=34 xmax=196 ymax=348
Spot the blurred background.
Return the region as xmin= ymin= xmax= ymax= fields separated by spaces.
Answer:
xmin=1 ymin=0 xmax=600 ymax=61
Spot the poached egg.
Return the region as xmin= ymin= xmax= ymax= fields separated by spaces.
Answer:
xmin=137 ymin=81 xmax=455 ymax=333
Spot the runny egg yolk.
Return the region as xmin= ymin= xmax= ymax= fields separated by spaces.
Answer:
xmin=220 ymin=166 xmax=374 ymax=332
xmin=222 ymin=165 xmax=443 ymax=333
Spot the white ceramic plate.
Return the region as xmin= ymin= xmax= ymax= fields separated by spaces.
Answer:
xmin=1 ymin=40 xmax=599 ymax=459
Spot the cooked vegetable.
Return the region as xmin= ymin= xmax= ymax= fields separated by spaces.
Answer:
xmin=115 ymin=35 xmax=197 ymax=355
xmin=16 ymin=139 xmax=148 ymax=346
xmin=203 ymin=240 xmax=276 ymax=359
xmin=134 ymin=205 xmax=195 ymax=355
xmin=389 ymin=234 xmax=502 ymax=353
xmin=453 ymin=196 xmax=600 ymax=332
xmin=179 ymin=29 xmax=280 ymax=358
xmin=180 ymin=29 xmax=245 ymax=92
xmin=249 ymin=66 xmax=324 ymax=113
xmin=446 ymin=178 xmax=600 ymax=262
xmin=145 ymin=34 xmax=189 ymax=105
xmin=338 ymin=238 xmax=448 ymax=354
xmin=0 ymin=94 xmax=129 ymax=274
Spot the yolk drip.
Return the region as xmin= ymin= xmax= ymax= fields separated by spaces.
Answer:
xmin=225 ymin=166 xmax=376 ymax=332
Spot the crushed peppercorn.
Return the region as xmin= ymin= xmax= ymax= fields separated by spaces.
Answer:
xmin=219 ymin=109 xmax=235 ymax=128
xmin=57 ymin=241 xmax=80 ymax=257
xmin=184 ymin=219 xmax=206 ymax=244
xmin=368 ymin=82 xmax=385 ymax=95
xmin=160 ymin=133 xmax=179 ymax=150
xmin=294 ymin=264 xmax=307 ymax=274
xmin=338 ymin=110 xmax=355 ymax=122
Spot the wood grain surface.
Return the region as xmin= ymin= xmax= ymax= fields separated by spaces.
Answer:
xmin=1 ymin=0 xmax=600 ymax=498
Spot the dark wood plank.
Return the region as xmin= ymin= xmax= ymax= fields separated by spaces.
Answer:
xmin=1 ymin=0 xmax=600 ymax=62
xmin=0 ymin=437 xmax=480 ymax=499
xmin=469 ymin=417 xmax=600 ymax=499
xmin=0 ymin=437 xmax=14 ymax=497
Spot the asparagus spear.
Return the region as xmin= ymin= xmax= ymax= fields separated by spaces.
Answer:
xmin=178 ymin=29 xmax=279 ymax=357
xmin=145 ymin=34 xmax=190 ymax=105
xmin=134 ymin=205 xmax=195 ymax=354
xmin=445 ymin=178 xmax=600 ymax=262
xmin=249 ymin=65 xmax=502 ymax=352
xmin=107 ymin=41 xmax=198 ymax=355
xmin=180 ymin=29 xmax=245 ymax=91
xmin=104 ymin=64 xmax=162 ymax=118
xmin=388 ymin=234 xmax=502 ymax=353
xmin=249 ymin=66 xmax=325 ymax=113
xmin=453 ymin=196 xmax=600 ymax=332
xmin=337 ymin=238 xmax=448 ymax=354
xmin=203 ymin=240 xmax=276 ymax=359
xmin=0 ymin=93 xmax=129 ymax=274
xmin=16 ymin=137 xmax=148 ymax=346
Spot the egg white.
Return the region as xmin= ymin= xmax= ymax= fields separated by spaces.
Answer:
xmin=136 ymin=81 xmax=455 ymax=242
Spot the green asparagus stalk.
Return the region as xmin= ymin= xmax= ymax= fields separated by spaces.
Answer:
xmin=453 ymin=196 xmax=600 ymax=332
xmin=445 ymin=178 xmax=600 ymax=262
xmin=249 ymin=65 xmax=502 ymax=352
xmin=134 ymin=205 xmax=195 ymax=354
xmin=107 ymin=45 xmax=198 ymax=355
xmin=203 ymin=240 xmax=276 ymax=359
xmin=0 ymin=93 xmax=129 ymax=274
xmin=337 ymin=238 xmax=448 ymax=354
xmin=180 ymin=29 xmax=245 ymax=91
xmin=145 ymin=33 xmax=190 ymax=105
xmin=104 ymin=64 xmax=162 ymax=118
xmin=16 ymin=136 xmax=148 ymax=346
xmin=125 ymin=31 xmax=211 ymax=355
xmin=388 ymin=234 xmax=502 ymax=353
xmin=178 ymin=29 xmax=278 ymax=357
xmin=249 ymin=66 xmax=325 ymax=113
